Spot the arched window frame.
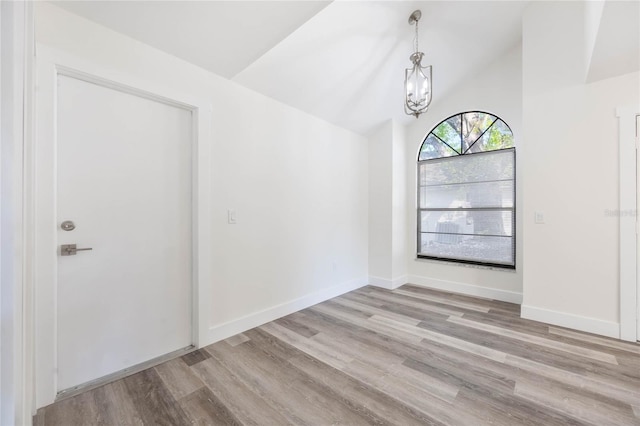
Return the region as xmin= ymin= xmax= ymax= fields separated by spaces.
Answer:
xmin=417 ymin=111 xmax=516 ymax=269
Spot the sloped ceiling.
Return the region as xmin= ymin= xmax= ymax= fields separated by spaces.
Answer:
xmin=586 ymin=0 xmax=640 ymax=83
xmin=52 ymin=1 xmax=332 ymax=79
xmin=52 ymin=1 xmax=528 ymax=135
xmin=235 ymin=1 xmax=527 ymax=134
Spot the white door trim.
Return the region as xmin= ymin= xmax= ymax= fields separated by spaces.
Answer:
xmin=617 ymin=105 xmax=639 ymax=342
xmin=1 ymin=1 xmax=35 ymax=423
xmin=31 ymin=44 xmax=213 ymax=408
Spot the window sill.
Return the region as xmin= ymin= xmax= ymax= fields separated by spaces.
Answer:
xmin=415 ymin=255 xmax=516 ymax=272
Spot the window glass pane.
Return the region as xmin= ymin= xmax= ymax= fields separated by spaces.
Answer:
xmin=417 ymin=111 xmax=515 ymax=268
xmin=419 ymin=149 xmax=514 ymax=186
xmin=418 ymin=134 xmax=457 ymax=161
xmin=467 ymin=119 xmax=514 ymax=153
xmin=419 ymin=210 xmax=513 ymax=237
xmin=431 ymin=115 xmax=462 ymax=153
xmin=461 ymin=112 xmax=496 ymax=153
xmin=419 ymin=181 xmax=514 ymax=209
xmin=418 ymin=147 xmax=515 ymax=267
xmin=419 ymin=233 xmax=514 ymax=265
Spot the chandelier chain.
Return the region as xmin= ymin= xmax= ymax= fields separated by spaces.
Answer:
xmin=414 ymin=18 xmax=419 ymax=53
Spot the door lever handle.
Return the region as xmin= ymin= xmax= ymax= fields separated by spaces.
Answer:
xmin=61 ymin=244 xmax=93 ymax=256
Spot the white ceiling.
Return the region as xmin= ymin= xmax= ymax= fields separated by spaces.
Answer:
xmin=586 ymin=0 xmax=640 ymax=83
xmin=235 ymin=1 xmax=527 ymax=134
xmin=53 ymin=1 xmax=332 ymax=79
xmin=52 ymin=1 xmax=528 ymax=135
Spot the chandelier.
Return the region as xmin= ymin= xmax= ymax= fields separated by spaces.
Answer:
xmin=404 ymin=10 xmax=432 ymax=118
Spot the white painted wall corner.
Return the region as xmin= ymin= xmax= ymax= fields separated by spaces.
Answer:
xmin=521 ymin=305 xmax=620 ymax=339
xmin=368 ymin=275 xmax=407 ymax=290
xmin=204 ymin=277 xmax=368 ymax=346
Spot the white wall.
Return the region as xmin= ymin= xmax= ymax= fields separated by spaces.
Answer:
xmin=522 ymin=1 xmax=640 ymax=337
xmin=35 ymin=2 xmax=368 ymax=358
xmin=367 ymin=119 xmax=408 ymax=289
xmin=391 ymin=121 xmax=407 ymax=281
xmin=402 ymin=45 xmax=523 ymax=303
xmin=368 ymin=121 xmax=393 ymax=281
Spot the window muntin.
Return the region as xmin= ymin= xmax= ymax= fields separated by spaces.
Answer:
xmin=417 ymin=111 xmax=515 ymax=268
xmin=419 ymin=112 xmax=514 ymax=160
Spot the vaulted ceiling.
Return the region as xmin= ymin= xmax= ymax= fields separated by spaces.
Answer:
xmin=586 ymin=0 xmax=640 ymax=83
xmin=53 ymin=1 xmax=528 ymax=135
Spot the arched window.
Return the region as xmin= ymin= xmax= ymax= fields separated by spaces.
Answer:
xmin=417 ymin=111 xmax=515 ymax=268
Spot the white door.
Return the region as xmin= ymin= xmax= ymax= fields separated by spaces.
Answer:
xmin=56 ymin=75 xmax=193 ymax=391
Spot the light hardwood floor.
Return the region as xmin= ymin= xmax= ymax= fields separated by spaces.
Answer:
xmin=34 ymin=285 xmax=640 ymax=425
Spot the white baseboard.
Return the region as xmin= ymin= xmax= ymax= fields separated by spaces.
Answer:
xmin=406 ymin=275 xmax=523 ymax=304
xmin=202 ymin=277 xmax=368 ymax=347
xmin=368 ymin=275 xmax=407 ymax=290
xmin=521 ymin=305 xmax=620 ymax=339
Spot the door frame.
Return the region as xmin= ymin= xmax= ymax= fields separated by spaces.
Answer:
xmin=31 ymin=45 xmax=213 ymax=408
xmin=1 ymin=1 xmax=35 ymax=423
xmin=617 ymin=105 xmax=639 ymax=342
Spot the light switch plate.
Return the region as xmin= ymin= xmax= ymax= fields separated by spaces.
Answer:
xmin=228 ymin=209 xmax=237 ymax=224
xmin=534 ymin=211 xmax=544 ymax=224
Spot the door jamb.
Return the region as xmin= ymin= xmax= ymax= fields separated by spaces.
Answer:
xmin=31 ymin=45 xmax=213 ymax=408
xmin=1 ymin=1 xmax=35 ymax=423
xmin=617 ymin=105 xmax=639 ymax=342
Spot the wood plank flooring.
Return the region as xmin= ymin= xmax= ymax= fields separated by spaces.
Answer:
xmin=34 ymin=285 xmax=640 ymax=425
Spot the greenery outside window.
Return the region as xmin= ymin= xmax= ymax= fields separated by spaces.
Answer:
xmin=417 ymin=111 xmax=515 ymax=268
